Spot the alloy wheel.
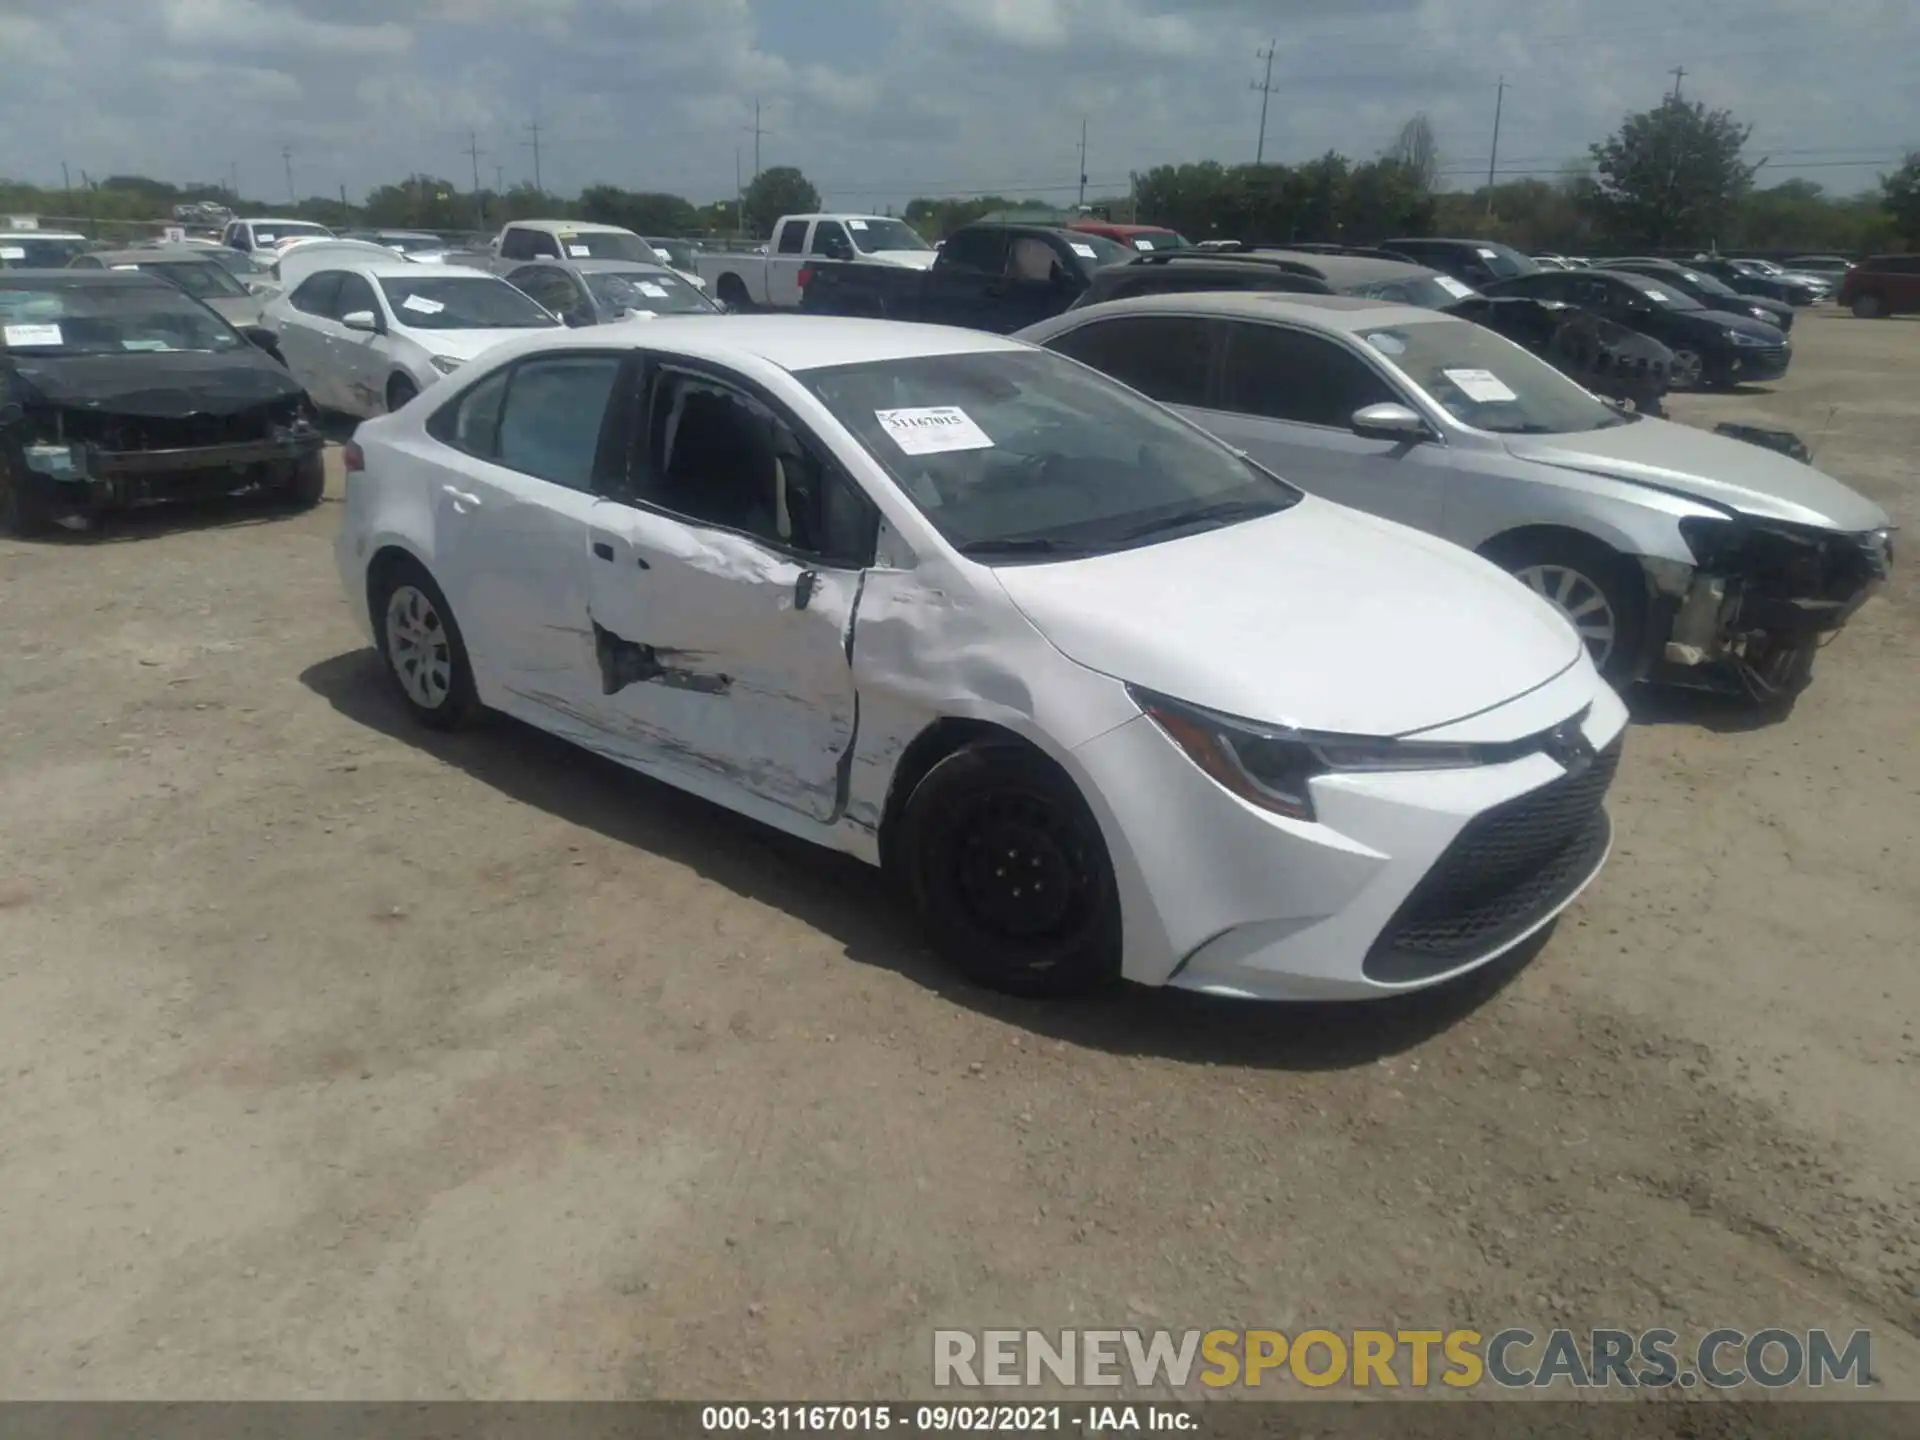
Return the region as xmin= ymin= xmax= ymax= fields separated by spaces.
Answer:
xmin=1668 ymin=348 xmax=1705 ymax=390
xmin=1515 ymin=563 xmax=1617 ymax=669
xmin=384 ymin=584 xmax=452 ymax=709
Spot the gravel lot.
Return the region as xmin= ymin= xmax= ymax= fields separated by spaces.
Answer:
xmin=2 ymin=310 xmax=1916 ymax=1403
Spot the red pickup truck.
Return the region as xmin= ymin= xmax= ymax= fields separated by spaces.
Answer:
xmin=1839 ymin=255 xmax=1920 ymax=318
xmin=1067 ymin=220 xmax=1192 ymax=255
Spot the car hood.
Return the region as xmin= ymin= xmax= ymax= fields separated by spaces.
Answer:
xmin=992 ymin=497 xmax=1584 ymax=738
xmin=395 ymin=327 xmax=555 ymax=362
xmin=862 ymin=250 xmax=938 ymax=270
xmin=1 ymin=348 xmax=305 ymax=417
xmin=1504 ymin=418 xmax=1888 ymax=531
xmin=1686 ymin=307 xmax=1785 ymax=340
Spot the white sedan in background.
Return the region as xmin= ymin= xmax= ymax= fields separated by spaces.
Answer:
xmin=335 ymin=316 xmax=1626 ymax=1002
xmin=262 ymin=262 xmax=560 ymax=415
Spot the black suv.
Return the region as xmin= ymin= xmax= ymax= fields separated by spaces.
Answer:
xmin=1600 ymin=257 xmax=1794 ymax=332
xmin=1381 ymin=237 xmax=1538 ymax=287
xmin=1485 ymin=268 xmax=1788 ymax=389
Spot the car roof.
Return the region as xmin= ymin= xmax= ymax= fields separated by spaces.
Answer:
xmin=238 ymin=216 xmax=323 ymax=225
xmin=86 ymin=247 xmax=228 ymax=265
xmin=2 ymin=231 xmax=88 ymax=241
xmin=511 ymin=258 xmax=678 ymax=277
xmin=1242 ymin=250 xmax=1443 ymax=285
xmin=1073 ymin=221 xmax=1182 ymax=235
xmin=484 ymin=314 xmax=1027 ymax=373
xmin=505 ymin=219 xmax=635 ymax=234
xmin=1049 ymin=290 xmax=1448 ymax=332
xmin=0 ymin=268 xmax=168 ymax=287
xmin=334 ymin=262 xmax=510 ymax=281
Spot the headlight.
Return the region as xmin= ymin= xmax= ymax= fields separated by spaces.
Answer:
xmin=429 ymin=354 xmax=463 ymax=374
xmin=1130 ymin=686 xmax=1489 ymax=822
xmin=1728 ymin=329 xmax=1772 ymax=347
xmin=23 ymin=443 xmax=82 ymax=479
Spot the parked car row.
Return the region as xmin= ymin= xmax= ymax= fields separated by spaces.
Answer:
xmin=327 ymin=302 xmax=1889 ymax=1005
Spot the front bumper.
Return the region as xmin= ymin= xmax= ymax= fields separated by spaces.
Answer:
xmin=1719 ymin=343 xmax=1791 ymax=383
xmin=1070 ymin=680 xmax=1629 ymax=1001
xmin=23 ymin=428 xmax=324 ymax=513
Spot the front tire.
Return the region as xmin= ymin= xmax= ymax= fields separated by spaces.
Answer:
xmin=1667 ymin=347 xmax=1705 ymax=390
xmin=281 ymin=450 xmax=326 ymax=510
xmin=0 ymin=455 xmax=54 ymax=538
xmin=1485 ymin=534 xmax=1646 ymax=685
xmin=899 ymin=742 xmax=1121 ymax=998
xmin=372 ymin=560 xmax=481 ymax=730
xmin=1851 ymin=294 xmax=1884 ymax=319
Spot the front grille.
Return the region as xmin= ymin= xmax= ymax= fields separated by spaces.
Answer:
xmin=99 ymin=410 xmax=278 ymax=451
xmin=1364 ymin=737 xmax=1621 ymax=984
xmin=1739 ymin=345 xmax=1788 ymax=368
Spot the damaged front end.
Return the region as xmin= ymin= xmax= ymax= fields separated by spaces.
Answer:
xmin=1650 ymin=516 xmax=1895 ymax=701
xmin=6 ymin=395 xmax=323 ymax=529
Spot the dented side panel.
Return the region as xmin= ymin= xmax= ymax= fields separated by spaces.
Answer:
xmin=580 ymin=501 xmax=861 ymax=823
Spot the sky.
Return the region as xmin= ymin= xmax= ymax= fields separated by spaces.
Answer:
xmin=1 ymin=0 xmax=1915 ymax=212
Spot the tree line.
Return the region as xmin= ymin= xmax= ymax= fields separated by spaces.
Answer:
xmin=5 ymin=99 xmax=1916 ymax=255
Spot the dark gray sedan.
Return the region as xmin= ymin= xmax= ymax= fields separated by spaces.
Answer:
xmin=503 ymin=259 xmax=719 ymax=326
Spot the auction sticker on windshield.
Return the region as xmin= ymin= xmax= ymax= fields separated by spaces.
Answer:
xmin=569 ymin=245 xmax=591 ymax=257
xmin=1442 ymin=368 xmax=1518 ymax=403
xmin=849 ymin=220 xmax=869 ymax=231
xmin=1644 ymin=288 xmax=1672 ymax=303
xmin=401 ymin=294 xmax=445 ymax=315
xmin=3 ymin=323 xmax=63 ymax=346
xmin=1069 ymin=243 xmax=1098 ymax=259
xmin=1134 ymin=239 xmax=1156 ymax=250
xmin=0 ymin=246 xmax=27 ymax=260
xmin=637 ymin=282 xmax=668 ymax=298
xmin=1435 ymin=275 xmax=1474 ymax=298
xmin=876 ymin=406 xmax=995 ymax=456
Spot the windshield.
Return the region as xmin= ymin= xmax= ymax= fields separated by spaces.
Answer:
xmin=647 ymin=239 xmax=699 ymax=270
xmin=1066 ymin=232 xmax=1137 ymax=269
xmin=583 ymin=269 xmax=716 ymax=316
xmin=555 ymin=230 xmax=653 ymax=261
xmin=1 ymin=237 xmax=89 ymax=269
xmin=251 ymin=222 xmax=330 ymax=244
xmin=848 ymin=219 xmax=932 ymax=254
xmin=1617 ymin=273 xmax=1704 ymax=310
xmin=1360 ymin=319 xmax=1627 ymax=435
xmin=142 ymin=261 xmax=249 ymax=300
xmin=800 ymin=349 xmax=1301 ymax=560
xmin=1348 ymin=273 xmax=1479 ymax=309
xmin=1120 ymin=230 xmax=1190 ymax=253
xmin=207 ymin=248 xmax=271 ymax=278
xmin=0 ymin=280 xmax=245 ymax=355
xmin=1671 ymin=267 xmax=1739 ymax=299
xmin=377 ymin=275 xmax=560 ymax=330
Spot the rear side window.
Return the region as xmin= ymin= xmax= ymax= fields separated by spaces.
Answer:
xmin=440 ymin=369 xmax=510 ymax=456
xmin=776 ymin=220 xmax=808 ymax=255
xmin=499 ymin=229 xmax=536 ymax=261
xmin=1046 ymin=315 xmax=1218 ymax=407
xmin=335 ymin=272 xmax=379 ymax=320
xmin=938 ymin=228 xmax=1008 ymax=273
xmin=1219 ymin=322 xmax=1394 ymax=426
xmin=496 ymin=355 xmax=623 ymax=490
xmin=290 ymin=271 xmax=342 ymax=318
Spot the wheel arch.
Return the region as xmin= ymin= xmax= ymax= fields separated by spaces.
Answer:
xmin=364 ymin=541 xmax=436 ymax=632
xmin=875 ymin=717 xmax=1066 ymax=877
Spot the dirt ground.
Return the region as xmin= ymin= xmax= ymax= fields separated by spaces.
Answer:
xmin=1 ymin=311 xmax=1917 ymax=1404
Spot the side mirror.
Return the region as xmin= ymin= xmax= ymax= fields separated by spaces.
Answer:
xmin=341 ymin=310 xmax=380 ymax=333
xmin=240 ymin=325 xmax=279 ymax=351
xmin=1350 ymin=402 xmax=1431 ymax=442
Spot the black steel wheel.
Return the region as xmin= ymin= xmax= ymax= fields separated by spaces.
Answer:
xmin=899 ymin=742 xmax=1120 ymax=997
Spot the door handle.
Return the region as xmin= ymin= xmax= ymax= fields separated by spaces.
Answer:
xmin=441 ymin=485 xmax=481 ymax=509
xmin=794 ymin=570 xmax=818 ymax=611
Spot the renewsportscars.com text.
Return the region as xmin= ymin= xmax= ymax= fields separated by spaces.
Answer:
xmin=933 ymin=1327 xmax=1873 ymax=1391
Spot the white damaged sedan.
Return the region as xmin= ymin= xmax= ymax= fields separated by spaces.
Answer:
xmin=335 ymin=317 xmax=1627 ymax=1000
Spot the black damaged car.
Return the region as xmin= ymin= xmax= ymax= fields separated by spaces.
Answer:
xmin=1 ymin=270 xmax=324 ymax=536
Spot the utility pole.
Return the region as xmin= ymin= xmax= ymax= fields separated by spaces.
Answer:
xmin=735 ymin=147 xmax=744 ymax=238
xmin=464 ymin=129 xmax=487 ymax=229
xmin=523 ymin=118 xmax=544 ymax=193
xmin=1486 ymin=75 xmax=1507 ymax=215
xmin=745 ymin=98 xmax=769 ymax=180
xmin=494 ymin=163 xmax=506 ymax=194
xmin=282 ymin=146 xmax=295 ymax=203
xmin=228 ymin=161 xmax=238 ymax=202
xmin=1668 ymin=65 xmax=1687 ymax=98
xmin=1077 ymin=117 xmax=1088 ymax=209
xmin=1251 ymin=39 xmax=1279 ymax=165
xmin=61 ymin=161 xmax=71 ymax=215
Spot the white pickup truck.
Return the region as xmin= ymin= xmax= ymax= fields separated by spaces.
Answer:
xmin=694 ymin=214 xmax=936 ymax=310
xmin=464 ymin=219 xmax=708 ymax=291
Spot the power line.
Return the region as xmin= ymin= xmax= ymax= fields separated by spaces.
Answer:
xmin=523 ymin=117 xmax=544 ymax=192
xmin=1251 ymin=39 xmax=1279 ymax=165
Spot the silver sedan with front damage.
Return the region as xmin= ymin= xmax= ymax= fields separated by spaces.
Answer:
xmin=1022 ymin=293 xmax=1893 ymax=706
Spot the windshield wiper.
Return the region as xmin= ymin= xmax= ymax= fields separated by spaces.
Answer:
xmin=1108 ymin=497 xmax=1283 ymax=543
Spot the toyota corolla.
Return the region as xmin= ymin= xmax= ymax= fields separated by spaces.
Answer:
xmin=334 ymin=317 xmax=1627 ymax=1001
